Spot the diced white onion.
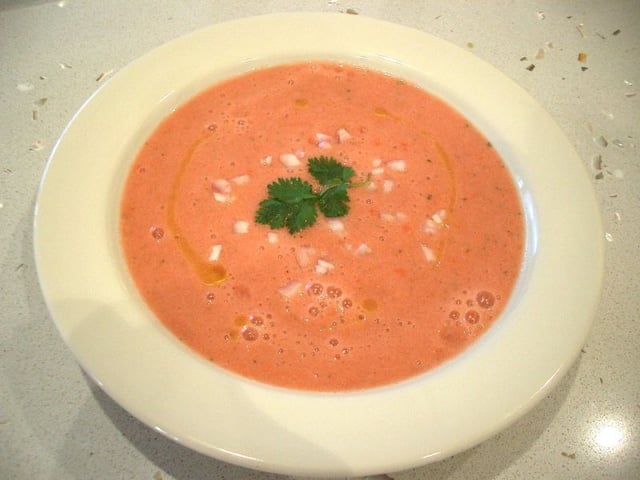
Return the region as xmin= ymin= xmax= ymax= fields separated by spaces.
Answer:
xmin=315 ymin=258 xmax=335 ymax=274
xmin=213 ymin=192 xmax=231 ymax=203
xmin=326 ymin=218 xmax=345 ymax=233
xmin=278 ymin=280 xmax=302 ymax=298
xmin=233 ymin=220 xmax=249 ymax=234
xmin=261 ymin=155 xmax=273 ymax=166
xmin=280 ymin=153 xmax=301 ymax=168
xmin=423 ymin=219 xmax=438 ymax=234
xmin=231 ymin=174 xmax=250 ymax=185
xmin=431 ymin=209 xmax=446 ymax=224
xmin=354 ymin=243 xmax=372 ymax=256
xmin=317 ymin=259 xmax=335 ymax=269
xmin=387 ymin=159 xmax=407 ymax=172
xmin=208 ymin=244 xmax=222 ymax=262
xmin=318 ymin=141 xmax=332 ymax=149
xmin=420 ymin=244 xmax=436 ymax=262
xmin=372 ymin=158 xmax=383 ymax=168
xmin=315 ymin=132 xmax=332 ymax=144
xmin=267 ymin=232 xmax=279 ymax=244
xmin=212 ymin=178 xmax=232 ymax=193
xmin=382 ymin=179 xmax=394 ymax=193
xmin=337 ymin=128 xmax=351 ymax=143
xmin=371 ymin=167 xmax=385 ymax=176
xmin=315 ymin=265 xmax=328 ymax=275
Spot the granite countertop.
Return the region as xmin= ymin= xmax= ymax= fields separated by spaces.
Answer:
xmin=1 ymin=1 xmax=638 ymax=479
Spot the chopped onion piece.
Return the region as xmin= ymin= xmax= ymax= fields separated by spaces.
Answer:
xmin=213 ymin=192 xmax=231 ymax=203
xmin=431 ymin=209 xmax=446 ymax=224
xmin=315 ymin=133 xmax=333 ymax=149
xmin=354 ymin=243 xmax=372 ymax=256
xmin=266 ymin=232 xmax=279 ymax=244
xmin=372 ymin=158 xmax=383 ymax=168
xmin=315 ymin=258 xmax=335 ymax=274
xmin=423 ymin=219 xmax=438 ymax=234
xmin=371 ymin=167 xmax=385 ymax=176
xmin=233 ymin=220 xmax=249 ymax=234
xmin=212 ymin=178 xmax=232 ymax=193
xmin=380 ymin=212 xmax=395 ymax=222
xmin=420 ymin=244 xmax=436 ymax=262
xmin=326 ymin=218 xmax=345 ymax=233
xmin=337 ymin=128 xmax=351 ymax=143
xmin=279 ymin=280 xmax=302 ymax=298
xmin=231 ymin=174 xmax=250 ymax=185
xmin=387 ymin=159 xmax=407 ymax=172
xmin=261 ymin=155 xmax=273 ymax=166
xmin=280 ymin=153 xmax=301 ymax=168
xmin=317 ymin=259 xmax=335 ymax=269
xmin=382 ymin=179 xmax=394 ymax=193
xmin=208 ymin=244 xmax=222 ymax=262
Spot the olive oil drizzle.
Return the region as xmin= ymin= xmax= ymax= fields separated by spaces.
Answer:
xmin=373 ymin=104 xmax=457 ymax=265
xmin=167 ymin=131 xmax=227 ymax=285
xmin=432 ymin=139 xmax=457 ymax=263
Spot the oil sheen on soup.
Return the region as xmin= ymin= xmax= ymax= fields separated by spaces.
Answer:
xmin=120 ymin=62 xmax=524 ymax=391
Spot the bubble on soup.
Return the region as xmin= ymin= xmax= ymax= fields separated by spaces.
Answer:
xmin=242 ymin=327 xmax=258 ymax=341
xmin=150 ymin=226 xmax=164 ymax=240
xmin=327 ymin=286 xmax=342 ymax=298
xmin=464 ymin=310 xmax=480 ymax=324
xmin=476 ymin=291 xmax=496 ymax=309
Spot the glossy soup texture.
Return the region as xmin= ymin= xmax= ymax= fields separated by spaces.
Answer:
xmin=120 ymin=62 xmax=524 ymax=391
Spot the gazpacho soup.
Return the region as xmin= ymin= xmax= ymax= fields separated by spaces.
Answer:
xmin=120 ymin=61 xmax=524 ymax=391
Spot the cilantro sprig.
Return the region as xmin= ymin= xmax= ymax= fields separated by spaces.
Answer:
xmin=255 ymin=156 xmax=367 ymax=234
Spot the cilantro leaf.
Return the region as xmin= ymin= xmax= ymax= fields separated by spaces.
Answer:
xmin=286 ymin=199 xmax=318 ymax=233
xmin=318 ymin=183 xmax=350 ymax=217
xmin=255 ymin=156 xmax=365 ymax=234
xmin=308 ymin=156 xmax=355 ymax=185
xmin=267 ymin=177 xmax=315 ymax=203
xmin=255 ymin=198 xmax=290 ymax=229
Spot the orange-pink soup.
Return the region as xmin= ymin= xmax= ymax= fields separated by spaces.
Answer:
xmin=120 ymin=62 xmax=524 ymax=391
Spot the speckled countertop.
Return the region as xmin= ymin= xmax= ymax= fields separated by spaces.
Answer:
xmin=1 ymin=1 xmax=639 ymax=479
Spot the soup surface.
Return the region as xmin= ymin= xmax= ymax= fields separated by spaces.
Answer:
xmin=120 ymin=62 xmax=524 ymax=391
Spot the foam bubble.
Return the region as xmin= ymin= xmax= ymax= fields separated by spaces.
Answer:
xmin=476 ymin=291 xmax=495 ymax=309
xmin=464 ymin=310 xmax=480 ymax=324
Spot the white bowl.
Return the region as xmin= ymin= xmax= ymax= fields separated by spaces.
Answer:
xmin=34 ymin=12 xmax=604 ymax=477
